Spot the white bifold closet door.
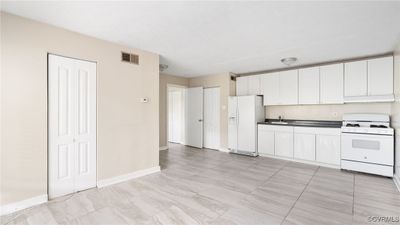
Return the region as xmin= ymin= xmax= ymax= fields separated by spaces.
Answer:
xmin=185 ymin=87 xmax=203 ymax=148
xmin=203 ymin=87 xmax=220 ymax=150
xmin=48 ymin=54 xmax=96 ymax=199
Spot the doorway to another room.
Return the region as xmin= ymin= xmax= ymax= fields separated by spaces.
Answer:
xmin=167 ymin=85 xmax=186 ymax=145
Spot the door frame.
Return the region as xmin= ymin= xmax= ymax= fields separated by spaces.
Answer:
xmin=166 ymin=84 xmax=186 ymax=145
xmin=203 ymin=86 xmax=221 ymax=150
xmin=47 ymin=53 xmax=98 ymax=198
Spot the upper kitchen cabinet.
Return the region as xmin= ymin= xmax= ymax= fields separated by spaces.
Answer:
xmin=261 ymin=70 xmax=298 ymax=105
xmin=247 ymin=75 xmax=261 ymax=95
xmin=320 ymin=63 xmax=344 ymax=104
xmin=298 ymin=67 xmax=320 ymax=104
xmin=368 ymin=56 xmax=393 ymax=97
xmin=261 ymin=72 xmax=280 ymax=105
xmin=344 ymin=56 xmax=394 ymax=102
xmin=236 ymin=76 xmax=248 ymax=96
xmin=236 ymin=75 xmax=261 ymax=96
xmin=344 ymin=60 xmax=368 ymax=97
xmin=279 ymin=70 xmax=298 ymax=105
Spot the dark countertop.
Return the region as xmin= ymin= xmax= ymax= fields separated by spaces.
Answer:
xmin=258 ymin=119 xmax=342 ymax=128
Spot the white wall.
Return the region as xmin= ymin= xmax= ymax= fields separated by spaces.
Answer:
xmin=391 ymin=41 xmax=400 ymax=189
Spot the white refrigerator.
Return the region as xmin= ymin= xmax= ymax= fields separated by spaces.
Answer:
xmin=228 ymin=95 xmax=264 ymax=156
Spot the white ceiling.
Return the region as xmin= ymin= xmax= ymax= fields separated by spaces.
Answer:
xmin=2 ymin=1 xmax=400 ymax=77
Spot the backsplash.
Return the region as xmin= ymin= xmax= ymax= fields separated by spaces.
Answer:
xmin=265 ymin=102 xmax=392 ymax=121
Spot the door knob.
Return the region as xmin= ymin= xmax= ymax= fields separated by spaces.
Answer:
xmin=198 ymin=119 xmax=203 ymax=122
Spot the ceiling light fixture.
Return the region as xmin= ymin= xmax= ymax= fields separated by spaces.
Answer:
xmin=159 ymin=64 xmax=168 ymax=72
xmin=281 ymin=57 xmax=298 ymax=66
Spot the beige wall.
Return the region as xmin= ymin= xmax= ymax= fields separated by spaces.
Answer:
xmin=189 ymin=73 xmax=232 ymax=150
xmin=265 ymin=103 xmax=392 ymax=121
xmin=391 ymin=41 xmax=400 ymax=184
xmin=1 ymin=12 xmax=159 ymax=205
xmin=159 ymin=73 xmax=189 ymax=147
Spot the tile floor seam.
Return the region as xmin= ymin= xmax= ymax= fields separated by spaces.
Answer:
xmin=191 ymin=156 xmax=289 ymax=224
xmin=247 ymin=161 xmax=289 ymax=196
xmin=279 ymin=166 xmax=320 ymax=225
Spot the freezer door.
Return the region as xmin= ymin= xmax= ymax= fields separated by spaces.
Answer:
xmin=228 ymin=97 xmax=238 ymax=151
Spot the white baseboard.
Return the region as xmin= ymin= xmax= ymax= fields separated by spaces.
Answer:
xmin=218 ymin=148 xmax=230 ymax=153
xmin=0 ymin=194 xmax=48 ymax=216
xmin=159 ymin=146 xmax=168 ymax=151
xmin=394 ymin=174 xmax=400 ymax=192
xmin=97 ymin=166 xmax=160 ymax=188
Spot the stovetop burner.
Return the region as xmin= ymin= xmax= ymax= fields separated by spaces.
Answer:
xmin=341 ymin=113 xmax=393 ymax=136
xmin=370 ymin=125 xmax=388 ymax=128
xmin=346 ymin=123 xmax=360 ymax=127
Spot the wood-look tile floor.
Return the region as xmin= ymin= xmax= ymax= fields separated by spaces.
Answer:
xmin=2 ymin=143 xmax=400 ymax=225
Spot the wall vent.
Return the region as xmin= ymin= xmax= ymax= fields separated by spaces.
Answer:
xmin=121 ymin=52 xmax=139 ymax=65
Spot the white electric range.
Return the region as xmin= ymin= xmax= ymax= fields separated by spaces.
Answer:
xmin=341 ymin=114 xmax=394 ymax=177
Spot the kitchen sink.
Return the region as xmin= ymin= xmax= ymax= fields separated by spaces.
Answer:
xmin=270 ymin=121 xmax=289 ymax=125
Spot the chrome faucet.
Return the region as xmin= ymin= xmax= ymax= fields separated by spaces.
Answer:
xmin=278 ymin=115 xmax=283 ymax=122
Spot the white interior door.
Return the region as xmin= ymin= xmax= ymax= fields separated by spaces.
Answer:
xmin=49 ymin=54 xmax=96 ymax=199
xmin=185 ymin=87 xmax=203 ymax=148
xmin=203 ymin=87 xmax=220 ymax=150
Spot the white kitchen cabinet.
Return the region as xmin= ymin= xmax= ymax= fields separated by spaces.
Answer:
xmin=275 ymin=126 xmax=294 ymax=158
xmin=279 ymin=70 xmax=298 ymax=105
xmin=344 ymin=60 xmax=368 ymax=97
xmin=294 ymin=127 xmax=316 ymax=161
xmin=298 ymin=67 xmax=320 ymax=104
xmin=236 ymin=76 xmax=248 ymax=96
xmin=368 ymin=56 xmax=393 ymax=96
xmin=258 ymin=126 xmax=275 ymax=155
xmin=320 ymin=63 xmax=344 ymax=104
xmin=344 ymin=56 xmax=394 ymax=102
xmin=248 ymin=75 xmax=261 ymax=95
xmin=257 ymin=125 xmax=341 ymax=167
xmin=261 ymin=73 xmax=280 ymax=105
xmin=316 ymin=128 xmax=341 ymax=165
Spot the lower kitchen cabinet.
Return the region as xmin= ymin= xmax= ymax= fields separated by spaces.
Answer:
xmin=258 ymin=129 xmax=275 ymax=155
xmin=275 ymin=131 xmax=294 ymax=158
xmin=294 ymin=133 xmax=316 ymax=161
xmin=316 ymin=134 xmax=341 ymax=165
xmin=258 ymin=125 xmax=341 ymax=167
